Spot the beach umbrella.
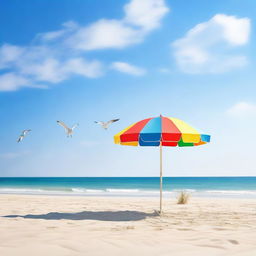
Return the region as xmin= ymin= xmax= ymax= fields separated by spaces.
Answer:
xmin=114 ymin=115 xmax=210 ymax=214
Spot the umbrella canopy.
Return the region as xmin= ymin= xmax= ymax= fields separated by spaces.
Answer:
xmin=114 ymin=115 xmax=210 ymax=214
xmin=114 ymin=115 xmax=210 ymax=147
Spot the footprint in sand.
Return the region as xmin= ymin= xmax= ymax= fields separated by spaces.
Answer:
xmin=228 ymin=239 xmax=239 ymax=245
xmin=214 ymin=227 xmax=228 ymax=231
xmin=126 ymin=226 xmax=135 ymax=230
xmin=154 ymin=227 xmax=164 ymax=231
xmin=177 ymin=228 xmax=193 ymax=231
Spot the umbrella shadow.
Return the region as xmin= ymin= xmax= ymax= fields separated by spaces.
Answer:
xmin=3 ymin=210 xmax=158 ymax=222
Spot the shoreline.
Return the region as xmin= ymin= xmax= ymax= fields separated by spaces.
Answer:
xmin=1 ymin=191 xmax=256 ymax=199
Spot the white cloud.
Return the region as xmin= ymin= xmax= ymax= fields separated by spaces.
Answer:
xmin=172 ymin=14 xmax=250 ymax=73
xmin=213 ymin=14 xmax=250 ymax=45
xmin=227 ymin=102 xmax=256 ymax=117
xmin=20 ymin=58 xmax=64 ymax=83
xmin=0 ymin=42 xmax=104 ymax=91
xmin=0 ymin=0 xmax=168 ymax=91
xmin=111 ymin=62 xmax=146 ymax=76
xmin=124 ymin=0 xmax=169 ymax=31
xmin=0 ymin=73 xmax=29 ymax=91
xmin=0 ymin=44 xmax=25 ymax=69
xmin=66 ymin=0 xmax=169 ymax=50
xmin=63 ymin=58 xmax=103 ymax=78
xmin=38 ymin=21 xmax=78 ymax=42
xmin=19 ymin=57 xmax=103 ymax=84
xmin=67 ymin=19 xmax=142 ymax=50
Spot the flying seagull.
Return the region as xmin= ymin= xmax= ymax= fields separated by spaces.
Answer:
xmin=17 ymin=129 xmax=31 ymax=143
xmin=57 ymin=121 xmax=79 ymax=137
xmin=94 ymin=119 xmax=120 ymax=130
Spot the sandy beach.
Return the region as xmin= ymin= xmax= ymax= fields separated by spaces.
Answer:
xmin=0 ymin=195 xmax=255 ymax=256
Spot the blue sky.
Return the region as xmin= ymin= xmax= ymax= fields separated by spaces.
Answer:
xmin=0 ymin=0 xmax=256 ymax=177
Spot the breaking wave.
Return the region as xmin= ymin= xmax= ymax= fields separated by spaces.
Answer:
xmin=0 ymin=187 xmax=256 ymax=198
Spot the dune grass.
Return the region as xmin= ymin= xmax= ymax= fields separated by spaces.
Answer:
xmin=177 ymin=191 xmax=190 ymax=204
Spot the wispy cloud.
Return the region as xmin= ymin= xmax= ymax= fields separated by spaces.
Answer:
xmin=111 ymin=62 xmax=146 ymax=76
xmin=227 ymin=102 xmax=256 ymax=117
xmin=0 ymin=0 xmax=169 ymax=91
xmin=0 ymin=73 xmax=29 ymax=91
xmin=172 ymin=14 xmax=250 ymax=74
xmin=0 ymin=41 xmax=104 ymax=92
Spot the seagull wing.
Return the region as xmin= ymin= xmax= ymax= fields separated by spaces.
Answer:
xmin=23 ymin=129 xmax=31 ymax=136
xmin=106 ymin=119 xmax=120 ymax=126
xmin=72 ymin=123 xmax=79 ymax=130
xmin=95 ymin=121 xmax=104 ymax=126
xmin=17 ymin=136 xmax=23 ymax=143
xmin=57 ymin=121 xmax=69 ymax=131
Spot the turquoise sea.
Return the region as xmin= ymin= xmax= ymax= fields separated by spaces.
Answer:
xmin=0 ymin=177 xmax=256 ymax=198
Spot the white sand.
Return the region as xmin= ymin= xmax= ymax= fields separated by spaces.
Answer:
xmin=0 ymin=195 xmax=256 ymax=256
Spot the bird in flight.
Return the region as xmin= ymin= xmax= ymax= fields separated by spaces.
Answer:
xmin=57 ymin=121 xmax=79 ymax=137
xmin=94 ymin=119 xmax=120 ymax=130
xmin=17 ymin=129 xmax=31 ymax=143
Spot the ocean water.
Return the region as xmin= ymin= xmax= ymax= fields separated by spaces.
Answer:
xmin=0 ymin=177 xmax=256 ymax=198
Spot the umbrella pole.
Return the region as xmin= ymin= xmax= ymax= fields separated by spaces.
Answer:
xmin=160 ymin=142 xmax=163 ymax=215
